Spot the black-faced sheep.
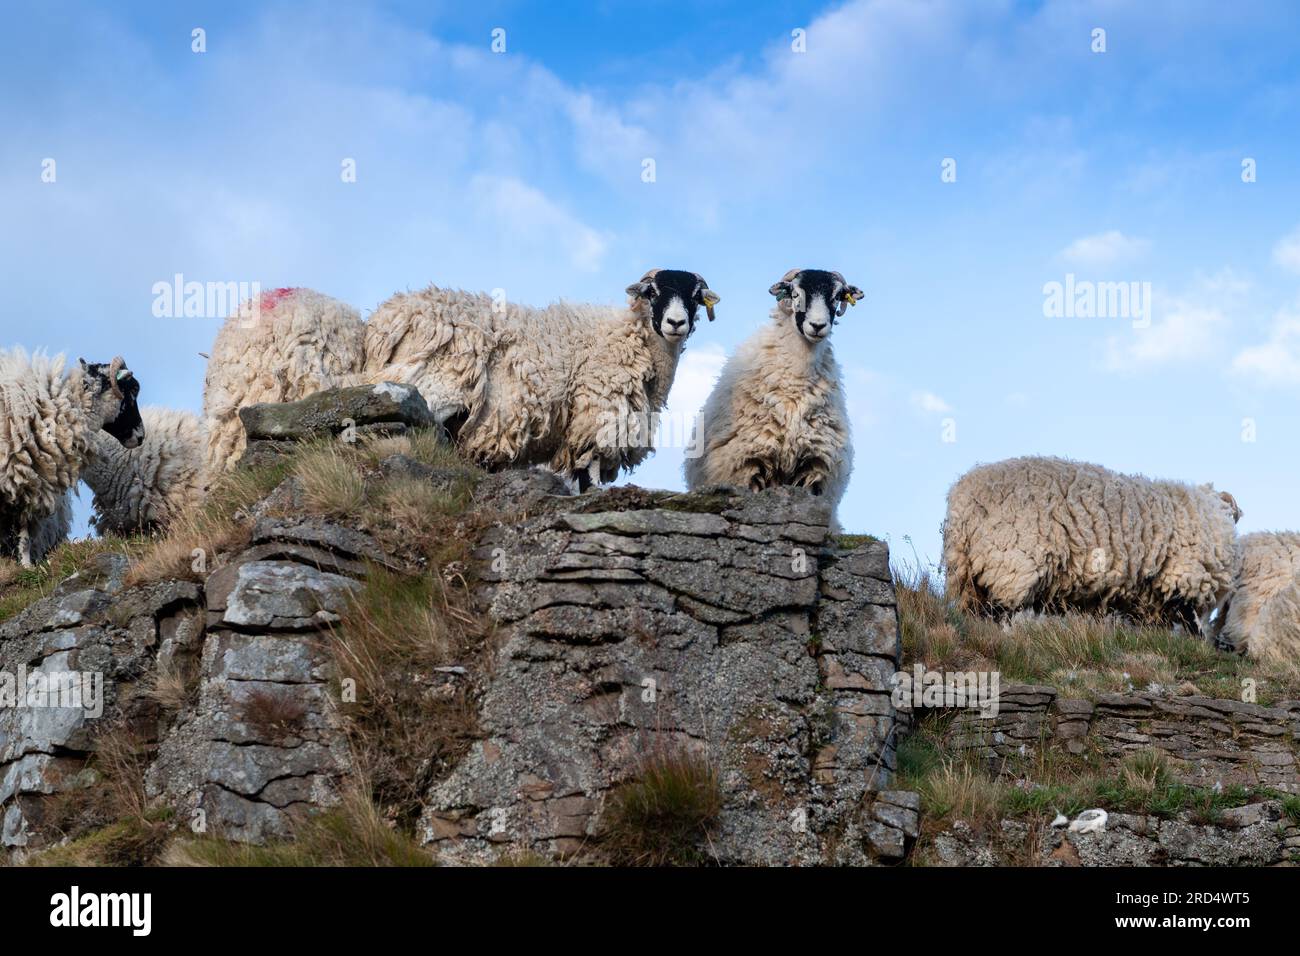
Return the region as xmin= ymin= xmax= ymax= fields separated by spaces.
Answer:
xmin=684 ymin=268 xmax=860 ymax=523
xmin=943 ymin=456 xmax=1242 ymax=632
xmin=362 ymin=269 xmax=720 ymax=489
xmin=0 ymin=350 xmax=143 ymax=566
xmin=202 ymin=287 xmax=365 ymax=476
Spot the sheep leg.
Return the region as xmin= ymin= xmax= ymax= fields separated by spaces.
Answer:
xmin=18 ymin=523 xmax=33 ymax=569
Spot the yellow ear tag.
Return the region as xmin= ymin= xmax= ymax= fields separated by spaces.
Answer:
xmin=844 ymin=293 xmax=856 ymax=305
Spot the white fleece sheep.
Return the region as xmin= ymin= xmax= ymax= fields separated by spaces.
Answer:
xmin=202 ymin=287 xmax=365 ymax=476
xmin=0 ymin=349 xmax=144 ymax=566
xmin=943 ymin=456 xmax=1242 ymax=631
xmin=684 ymin=269 xmax=861 ymax=523
xmin=81 ymin=406 xmax=206 ymax=536
xmin=362 ymin=269 xmax=720 ymax=488
xmin=1216 ymin=532 xmax=1300 ymax=665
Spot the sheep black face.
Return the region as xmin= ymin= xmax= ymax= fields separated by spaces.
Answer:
xmin=769 ymin=269 xmax=864 ymax=344
xmin=626 ymin=269 xmax=720 ymax=344
xmin=80 ymin=357 xmax=144 ymax=449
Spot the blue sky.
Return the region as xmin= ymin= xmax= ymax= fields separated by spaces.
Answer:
xmin=3 ymin=0 xmax=1300 ymax=567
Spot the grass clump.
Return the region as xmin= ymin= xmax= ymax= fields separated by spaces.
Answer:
xmin=331 ymin=563 xmax=484 ymax=829
xmin=601 ymin=745 xmax=723 ymax=866
xmin=29 ymin=722 xmax=171 ymax=866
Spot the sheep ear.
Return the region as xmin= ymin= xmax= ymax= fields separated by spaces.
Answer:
xmin=769 ymin=281 xmax=792 ymax=300
xmin=626 ymin=281 xmax=656 ymax=299
xmin=79 ymin=358 xmax=89 ymax=372
xmin=840 ymin=285 xmax=865 ymax=306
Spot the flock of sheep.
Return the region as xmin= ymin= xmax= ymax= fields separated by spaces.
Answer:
xmin=1 ymin=267 xmax=1296 ymax=669
xmin=0 ymin=265 xmax=860 ymax=551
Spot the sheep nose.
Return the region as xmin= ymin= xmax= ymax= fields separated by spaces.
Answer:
xmin=809 ymin=322 xmax=827 ymax=333
xmin=666 ymin=319 xmax=686 ymax=330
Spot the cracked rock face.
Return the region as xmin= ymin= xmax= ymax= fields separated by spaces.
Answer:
xmin=931 ymin=803 xmax=1299 ymax=867
xmin=0 ymin=556 xmax=201 ymax=853
xmin=420 ymin=486 xmax=906 ymax=865
xmin=143 ymin=522 xmax=374 ymax=845
xmin=936 ymin=685 xmax=1300 ymax=794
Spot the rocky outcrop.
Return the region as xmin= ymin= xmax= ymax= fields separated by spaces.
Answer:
xmin=931 ymin=803 xmax=1300 ymax=867
xmin=935 ymin=684 xmax=1300 ymax=794
xmin=420 ymin=485 xmax=908 ymax=865
xmin=142 ymin=518 xmax=376 ymax=844
xmin=0 ymin=555 xmax=202 ymax=850
xmin=238 ymin=381 xmax=433 ymax=468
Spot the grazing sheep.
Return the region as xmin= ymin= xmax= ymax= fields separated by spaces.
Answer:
xmin=684 ymin=268 xmax=861 ymax=524
xmin=81 ymin=406 xmax=206 ymax=536
xmin=362 ymin=269 xmax=720 ymax=489
xmin=0 ymin=349 xmax=144 ymax=566
xmin=942 ymin=456 xmax=1242 ymax=632
xmin=1215 ymin=532 xmax=1300 ymax=664
xmin=202 ymin=287 xmax=365 ymax=476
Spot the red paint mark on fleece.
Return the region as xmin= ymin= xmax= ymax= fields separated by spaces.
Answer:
xmin=259 ymin=287 xmax=299 ymax=311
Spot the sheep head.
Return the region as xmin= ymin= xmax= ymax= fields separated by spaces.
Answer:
xmin=626 ymin=269 xmax=720 ymax=343
xmin=769 ymin=269 xmax=865 ymax=344
xmin=79 ymin=356 xmax=144 ymax=449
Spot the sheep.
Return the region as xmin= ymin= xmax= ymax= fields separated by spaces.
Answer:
xmin=202 ymin=287 xmax=365 ymax=476
xmin=0 ymin=492 xmax=72 ymax=564
xmin=1215 ymin=532 xmax=1300 ymax=665
xmin=361 ymin=269 xmax=720 ymax=489
xmin=683 ymin=268 xmax=861 ymax=524
xmin=942 ymin=456 xmax=1242 ymax=632
xmin=81 ymin=406 xmax=206 ymax=536
xmin=0 ymin=349 xmax=144 ymax=567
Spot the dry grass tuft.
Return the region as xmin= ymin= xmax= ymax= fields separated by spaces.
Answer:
xmin=330 ymin=564 xmax=484 ymax=827
xmin=601 ymin=744 xmax=723 ymax=866
xmin=30 ymin=721 xmax=171 ymax=866
xmin=238 ymin=687 xmax=309 ymax=740
xmin=294 ymin=441 xmax=368 ymax=517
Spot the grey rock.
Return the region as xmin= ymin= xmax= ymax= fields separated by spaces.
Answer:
xmin=239 ymin=381 xmax=433 ymax=443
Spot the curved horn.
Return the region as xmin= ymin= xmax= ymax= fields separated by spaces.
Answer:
xmin=769 ymin=269 xmax=803 ymax=309
xmin=107 ymin=356 xmax=126 ymax=398
xmin=626 ymin=268 xmax=660 ymax=300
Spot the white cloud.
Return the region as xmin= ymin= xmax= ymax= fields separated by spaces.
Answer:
xmin=911 ymin=390 xmax=953 ymax=414
xmin=470 ymin=175 xmax=610 ymax=273
xmin=664 ymin=343 xmax=728 ymax=424
xmin=1230 ymin=303 xmax=1300 ymax=386
xmin=1103 ymin=270 xmax=1245 ymax=371
xmin=1059 ymin=230 xmax=1150 ymax=266
xmin=1273 ymin=225 xmax=1300 ymax=274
